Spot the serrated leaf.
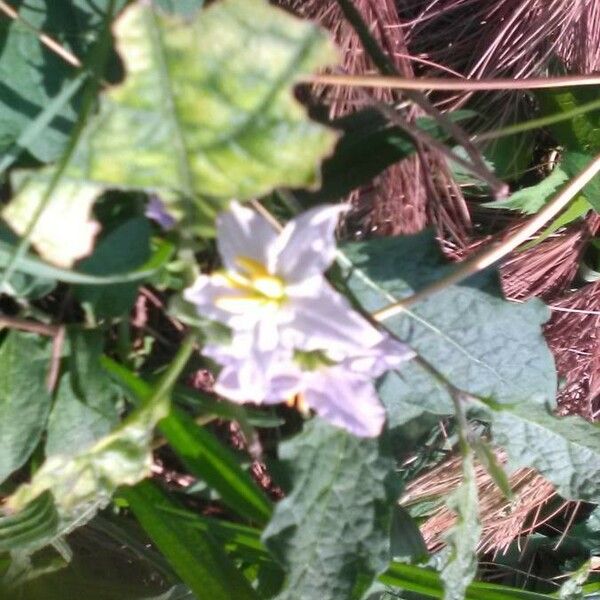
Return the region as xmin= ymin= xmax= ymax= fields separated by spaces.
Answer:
xmin=487 ymin=400 xmax=600 ymax=502
xmin=484 ymin=167 xmax=569 ymax=214
xmin=10 ymin=0 xmax=337 ymax=234
xmin=262 ymin=419 xmax=394 ymax=600
xmin=45 ymin=330 xmax=119 ymax=456
xmin=0 ymin=332 xmax=52 ymax=484
xmin=0 ymin=0 xmax=125 ymax=163
xmin=342 ymin=232 xmax=556 ymax=428
xmin=440 ymin=452 xmax=481 ymax=600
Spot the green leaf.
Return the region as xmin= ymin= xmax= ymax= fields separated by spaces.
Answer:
xmin=390 ymin=505 xmax=428 ymax=563
xmin=487 ymin=400 xmax=600 ymax=502
xmin=74 ymin=217 xmax=150 ymax=316
xmin=342 ymin=232 xmax=556 ymax=427
xmin=470 ymin=438 xmax=512 ymax=500
xmin=440 ymin=452 xmax=481 ymax=600
xmin=536 ymin=86 xmax=600 ymax=153
xmin=379 ymin=562 xmax=556 ymax=600
xmin=153 ymin=0 xmax=204 ymax=17
xmin=297 ymin=109 xmax=474 ymax=205
xmin=0 ymin=332 xmax=52 ymax=484
xmin=45 ymin=330 xmax=119 ymax=456
xmin=262 ymin=420 xmax=394 ymax=600
xmin=0 ymin=0 xmax=125 ymax=163
xmin=6 ymin=391 xmax=168 ymax=519
xmin=11 ymin=0 xmax=337 ymax=233
xmin=123 ymin=479 xmax=258 ymax=600
xmin=562 ymin=153 xmax=600 ymax=212
xmin=484 ymin=167 xmax=569 ymax=214
xmin=101 ymin=356 xmax=273 ymax=524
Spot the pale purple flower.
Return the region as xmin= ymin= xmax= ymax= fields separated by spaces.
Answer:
xmin=145 ymin=195 xmax=176 ymax=230
xmin=184 ymin=201 xmax=385 ymax=354
xmin=204 ymin=335 xmax=414 ymax=438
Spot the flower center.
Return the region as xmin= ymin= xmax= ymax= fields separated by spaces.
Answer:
xmin=214 ymin=256 xmax=286 ymax=313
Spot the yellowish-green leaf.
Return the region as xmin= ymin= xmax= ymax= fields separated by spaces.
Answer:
xmin=2 ymin=177 xmax=100 ymax=268
xmin=6 ymin=397 xmax=167 ymax=518
xmin=8 ymin=0 xmax=337 ymax=236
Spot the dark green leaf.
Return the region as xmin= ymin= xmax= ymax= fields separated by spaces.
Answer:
xmin=123 ymin=480 xmax=258 ymax=600
xmin=342 ymin=232 xmax=556 ymax=427
xmin=390 ymin=505 xmax=428 ymax=563
xmin=74 ymin=217 xmax=150 ymax=316
xmin=562 ymin=152 xmax=600 ymax=212
xmin=297 ymin=109 xmax=474 ymax=205
xmin=471 ymin=438 xmax=512 ymax=500
xmin=0 ymin=332 xmax=52 ymax=483
xmin=262 ymin=419 xmax=394 ymax=600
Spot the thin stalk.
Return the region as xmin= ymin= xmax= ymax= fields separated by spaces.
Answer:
xmin=303 ymin=73 xmax=600 ymax=91
xmin=372 ymin=152 xmax=600 ymax=321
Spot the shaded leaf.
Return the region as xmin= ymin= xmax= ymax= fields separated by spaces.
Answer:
xmin=487 ymin=400 xmax=600 ymax=502
xmin=390 ymin=505 xmax=428 ymax=563
xmin=0 ymin=332 xmax=52 ymax=484
xmin=562 ymin=153 xmax=600 ymax=212
xmin=262 ymin=419 xmax=394 ymax=600
xmin=297 ymin=109 xmax=474 ymax=205
xmin=342 ymin=232 xmax=556 ymax=428
xmin=74 ymin=217 xmax=150 ymax=317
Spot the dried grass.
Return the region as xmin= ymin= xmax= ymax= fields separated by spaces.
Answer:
xmin=275 ymin=0 xmax=600 ymax=555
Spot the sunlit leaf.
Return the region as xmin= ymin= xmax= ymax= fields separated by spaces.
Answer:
xmin=10 ymin=0 xmax=337 ymax=234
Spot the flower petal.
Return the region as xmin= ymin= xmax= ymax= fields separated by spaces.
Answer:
xmin=272 ymin=204 xmax=349 ymax=282
xmin=217 ymin=201 xmax=278 ymax=271
xmin=284 ymin=280 xmax=384 ymax=354
xmin=305 ymin=370 xmax=386 ymax=437
xmin=345 ymin=336 xmax=415 ymax=377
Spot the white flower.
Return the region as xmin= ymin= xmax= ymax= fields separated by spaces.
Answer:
xmin=204 ymin=335 xmax=415 ymax=438
xmin=184 ymin=201 xmax=385 ymax=354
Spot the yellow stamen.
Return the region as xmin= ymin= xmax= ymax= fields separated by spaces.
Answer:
xmin=286 ymin=393 xmax=309 ymax=415
xmin=212 ymin=255 xmax=287 ymax=314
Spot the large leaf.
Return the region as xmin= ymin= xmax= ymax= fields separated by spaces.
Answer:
xmin=45 ymin=330 xmax=119 ymax=456
xmin=7 ymin=0 xmax=337 ymax=234
xmin=0 ymin=332 xmax=52 ymax=484
xmin=262 ymin=419 xmax=394 ymax=600
xmin=0 ymin=0 xmax=125 ymax=163
xmin=486 ymin=399 xmax=600 ymax=502
xmin=342 ymin=232 xmax=556 ymax=427
xmin=124 ymin=480 xmax=258 ymax=600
